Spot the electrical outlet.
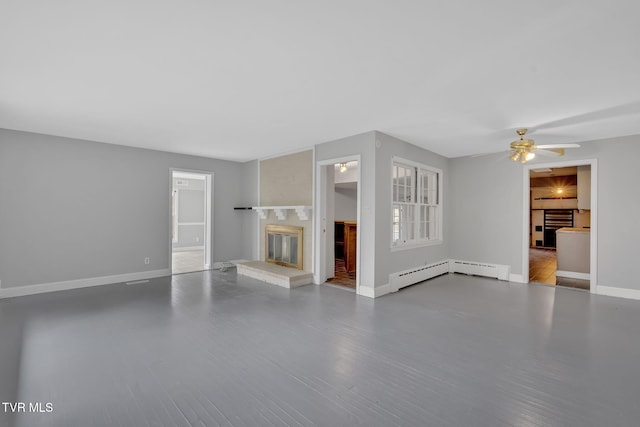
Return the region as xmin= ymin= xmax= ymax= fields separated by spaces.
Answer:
xmin=144 ymin=257 xmax=150 ymax=265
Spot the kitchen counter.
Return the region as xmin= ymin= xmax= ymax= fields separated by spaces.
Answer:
xmin=556 ymin=228 xmax=590 ymax=280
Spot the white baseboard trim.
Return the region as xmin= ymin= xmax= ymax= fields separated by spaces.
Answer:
xmin=449 ymin=259 xmax=510 ymax=281
xmin=509 ymin=273 xmax=526 ymax=283
xmin=172 ymin=246 xmax=205 ymax=252
xmin=358 ymin=285 xmax=391 ymax=298
xmin=0 ymin=269 xmax=171 ymax=299
xmin=596 ymin=285 xmax=640 ymax=301
xmin=357 ymin=286 xmax=375 ymax=298
xmin=556 ymin=270 xmax=590 ymax=280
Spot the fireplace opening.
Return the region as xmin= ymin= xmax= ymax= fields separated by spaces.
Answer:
xmin=265 ymin=225 xmax=304 ymax=270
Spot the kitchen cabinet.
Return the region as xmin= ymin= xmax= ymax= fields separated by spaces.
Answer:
xmin=556 ymin=228 xmax=590 ymax=277
xmin=531 ymin=210 xmax=544 ymax=246
xmin=335 ymin=221 xmax=357 ymax=273
xmin=577 ymin=165 xmax=591 ymax=210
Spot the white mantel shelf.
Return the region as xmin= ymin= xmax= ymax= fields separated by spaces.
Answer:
xmin=252 ymin=206 xmax=312 ymax=221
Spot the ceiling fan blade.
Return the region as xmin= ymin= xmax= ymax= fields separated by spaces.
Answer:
xmin=535 ymin=143 xmax=581 ymax=149
xmin=535 ymin=149 xmax=562 ymax=157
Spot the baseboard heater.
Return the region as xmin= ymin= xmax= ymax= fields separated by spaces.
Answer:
xmin=389 ymin=259 xmax=510 ymax=293
xmin=389 ymin=260 xmax=450 ymax=292
xmin=449 ymin=260 xmax=510 ymax=281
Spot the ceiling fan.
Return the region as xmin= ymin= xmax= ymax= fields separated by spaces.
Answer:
xmin=509 ymin=128 xmax=580 ymax=163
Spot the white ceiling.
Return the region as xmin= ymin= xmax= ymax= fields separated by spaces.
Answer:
xmin=2 ymin=1 xmax=640 ymax=162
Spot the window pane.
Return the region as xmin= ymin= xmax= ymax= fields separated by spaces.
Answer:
xmin=422 ymin=173 xmax=430 ymax=204
xmin=429 ymin=206 xmax=438 ymax=239
xmin=420 ymin=205 xmax=427 ymax=239
xmin=421 ymin=170 xmax=437 ymax=205
xmin=405 ymin=204 xmax=414 ymax=241
xmin=392 ymin=205 xmax=400 ymax=243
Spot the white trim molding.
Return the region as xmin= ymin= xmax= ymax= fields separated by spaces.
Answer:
xmin=449 ymin=260 xmax=510 ymax=281
xmin=508 ymin=273 xmax=526 ymax=283
xmin=596 ymin=286 xmax=640 ymax=301
xmin=172 ymin=246 xmax=205 ymax=252
xmin=522 ymin=159 xmax=598 ymax=294
xmin=357 ymin=284 xmax=391 ymax=299
xmin=390 ymin=260 xmax=451 ymax=292
xmin=252 ymin=206 xmax=312 ymax=221
xmin=0 ymin=269 xmax=170 ymax=299
xmin=556 ymin=270 xmax=590 ymax=281
xmin=360 ymin=259 xmax=514 ymax=299
xmin=314 ymin=154 xmax=362 ymax=294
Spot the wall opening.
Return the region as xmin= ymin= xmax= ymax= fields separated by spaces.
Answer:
xmin=315 ymin=157 xmax=360 ymax=291
xmin=171 ymin=170 xmax=213 ymax=274
xmin=524 ymin=160 xmax=596 ymax=293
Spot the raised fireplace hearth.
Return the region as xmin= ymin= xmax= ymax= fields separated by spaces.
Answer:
xmin=235 ymin=261 xmax=313 ymax=288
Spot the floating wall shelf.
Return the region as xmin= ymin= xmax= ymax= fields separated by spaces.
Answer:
xmin=252 ymin=206 xmax=312 ymax=221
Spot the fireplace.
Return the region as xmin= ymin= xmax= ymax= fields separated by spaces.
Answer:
xmin=265 ymin=224 xmax=304 ymax=270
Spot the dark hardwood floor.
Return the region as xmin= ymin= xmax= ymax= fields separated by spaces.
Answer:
xmin=326 ymin=258 xmax=356 ymax=288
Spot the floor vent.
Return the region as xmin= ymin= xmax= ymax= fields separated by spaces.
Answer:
xmin=449 ymin=260 xmax=510 ymax=281
xmin=389 ymin=260 xmax=450 ymax=292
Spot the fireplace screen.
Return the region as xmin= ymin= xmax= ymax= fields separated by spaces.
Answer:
xmin=265 ymin=225 xmax=303 ymax=270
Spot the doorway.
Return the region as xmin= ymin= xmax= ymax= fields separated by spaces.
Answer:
xmin=314 ymin=157 xmax=361 ymax=292
xmin=523 ymin=160 xmax=597 ymax=293
xmin=171 ymin=170 xmax=213 ymax=274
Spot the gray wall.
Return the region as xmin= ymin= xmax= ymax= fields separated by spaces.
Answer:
xmin=315 ymin=132 xmax=377 ymax=290
xmin=449 ymin=135 xmax=640 ymax=291
xmin=316 ymin=131 xmax=451 ymax=289
xmin=449 ymin=153 xmax=524 ymax=272
xmin=334 ymin=184 xmax=357 ymax=221
xmin=239 ymin=160 xmax=260 ymax=261
xmin=0 ymin=129 xmax=251 ymax=288
xmin=4 ymin=126 xmax=637 ymax=296
xmin=373 ymin=132 xmax=451 ymax=287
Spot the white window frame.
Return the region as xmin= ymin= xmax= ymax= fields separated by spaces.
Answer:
xmin=391 ymin=157 xmax=443 ymax=250
xmin=172 ymin=189 xmax=179 ymax=243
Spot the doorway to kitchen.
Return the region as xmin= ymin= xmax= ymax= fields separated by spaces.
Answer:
xmin=171 ymin=170 xmax=213 ymax=274
xmin=523 ymin=159 xmax=597 ymax=292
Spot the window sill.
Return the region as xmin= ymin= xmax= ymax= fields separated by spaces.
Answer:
xmin=391 ymin=240 xmax=443 ymax=252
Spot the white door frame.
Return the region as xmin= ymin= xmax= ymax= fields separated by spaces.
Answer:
xmin=522 ymin=159 xmax=598 ymax=293
xmin=170 ymin=169 xmax=214 ymax=273
xmin=314 ymin=155 xmax=361 ymax=293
